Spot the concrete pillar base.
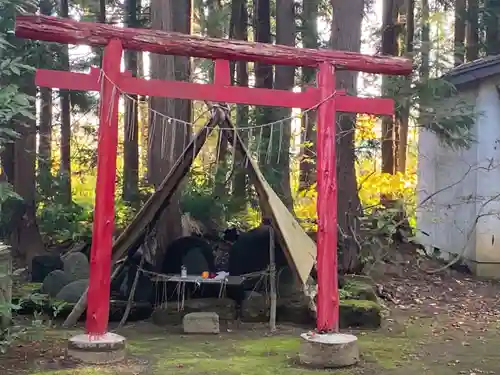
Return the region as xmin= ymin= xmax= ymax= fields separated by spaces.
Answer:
xmin=67 ymin=332 xmax=126 ymax=364
xmin=298 ymin=332 xmax=359 ymax=368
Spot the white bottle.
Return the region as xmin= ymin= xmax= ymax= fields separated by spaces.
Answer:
xmin=181 ymin=265 xmax=187 ymax=278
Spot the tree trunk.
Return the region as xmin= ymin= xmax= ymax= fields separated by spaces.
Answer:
xmin=59 ymin=0 xmax=71 ymax=203
xmin=253 ymin=0 xmax=277 ymax=196
xmin=137 ymin=0 xmax=148 ymax=182
xmin=207 ymin=0 xmax=229 ymax=201
xmin=1 ymin=146 xmax=14 ymax=186
xmin=381 ymin=0 xmax=399 ymax=175
xmin=466 ymin=0 xmax=479 ymax=61
xmin=231 ymin=0 xmax=249 ymax=209
xmin=137 ymin=50 xmax=148 ymax=181
xmin=330 ymin=0 xmax=364 ymax=273
xmin=39 ymin=87 xmax=52 ymax=186
xmin=38 ymin=0 xmax=53 ymax=189
xmin=299 ymin=0 xmax=320 ymax=191
xmin=273 ymin=0 xmax=295 ymax=210
xmin=421 ymin=0 xmax=430 ymax=81
xmin=485 ymin=0 xmax=500 ymax=55
xmin=93 ymin=0 xmax=106 ymax=64
xmin=454 ymin=0 xmax=466 ymax=65
xmin=397 ymin=0 xmax=414 ymax=173
xmin=123 ymin=0 xmax=140 ymax=203
xmin=12 ymin=81 xmax=46 ymax=266
xmin=149 ymin=0 xmax=192 ymax=267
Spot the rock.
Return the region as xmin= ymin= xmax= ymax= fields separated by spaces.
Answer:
xmin=31 ymin=255 xmax=63 ymax=283
xmin=277 ymin=289 xmax=382 ymax=329
xmin=277 ymin=266 xmax=299 ymax=298
xmin=299 ymin=332 xmax=359 ymax=368
xmin=182 ymin=248 xmax=210 ymax=275
xmin=152 ymin=298 xmax=236 ymax=324
xmin=161 ymin=236 xmax=216 ymax=275
xmin=63 ymin=252 xmax=89 ymax=282
xmin=184 ymin=298 xmax=235 ymax=320
xmin=277 ymin=292 xmax=316 ymax=325
xmin=108 ymin=300 xmax=153 ymax=322
xmin=183 ymin=312 xmax=219 ymax=334
xmin=241 ymin=294 xmax=269 ymax=322
xmin=341 ymin=279 xmax=378 ymax=302
xmin=226 ymin=226 xmax=289 ymax=307
xmin=244 ymin=291 xmax=262 ymax=299
xmin=343 ymin=274 xmax=375 ymax=286
xmin=228 ymin=226 xmax=288 ymax=278
xmin=56 ymin=279 xmax=88 ymax=304
xmin=151 ymin=307 xmax=179 ymax=326
xmin=213 ymin=241 xmax=231 ymax=272
xmin=339 ymin=300 xmax=382 ymax=328
xmin=41 ymin=270 xmax=71 ymax=298
xmin=121 ymin=263 xmax=153 ymax=303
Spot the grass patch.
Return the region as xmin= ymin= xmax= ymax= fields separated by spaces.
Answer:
xmin=358 ymin=335 xmax=414 ymax=369
xmin=11 ymin=318 xmax=438 ymax=375
xmin=125 ymin=326 xmax=426 ymax=375
xmin=29 ymin=368 xmax=113 ymax=375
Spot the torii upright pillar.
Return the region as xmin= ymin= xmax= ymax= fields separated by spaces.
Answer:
xmin=316 ymin=63 xmax=338 ymax=332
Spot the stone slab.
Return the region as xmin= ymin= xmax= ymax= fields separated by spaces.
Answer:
xmin=67 ymin=332 xmax=126 ymax=364
xmin=298 ymin=332 xmax=359 ymax=368
xmin=183 ymin=312 xmax=219 ymax=334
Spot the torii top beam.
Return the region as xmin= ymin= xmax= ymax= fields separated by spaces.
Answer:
xmin=15 ymin=14 xmax=412 ymax=76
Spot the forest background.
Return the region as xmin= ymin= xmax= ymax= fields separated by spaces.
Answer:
xmin=0 ymin=0 xmax=490 ymax=273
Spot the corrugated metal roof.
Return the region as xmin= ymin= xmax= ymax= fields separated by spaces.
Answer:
xmin=444 ymin=54 xmax=500 ymax=87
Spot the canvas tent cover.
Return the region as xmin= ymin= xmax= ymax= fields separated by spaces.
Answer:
xmin=114 ymin=106 xmax=317 ymax=284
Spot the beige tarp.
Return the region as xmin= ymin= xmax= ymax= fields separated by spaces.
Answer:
xmin=222 ymin=121 xmax=316 ymax=285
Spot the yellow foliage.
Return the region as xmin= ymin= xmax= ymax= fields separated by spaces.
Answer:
xmin=355 ymin=114 xmax=377 ymax=141
xmin=64 ymin=112 xmax=418 ymax=232
xmin=294 ymin=114 xmax=418 ymax=229
xmin=294 ymin=185 xmax=318 ymax=231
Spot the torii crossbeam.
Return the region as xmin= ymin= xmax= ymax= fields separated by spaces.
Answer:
xmin=15 ymin=14 xmax=412 ymax=337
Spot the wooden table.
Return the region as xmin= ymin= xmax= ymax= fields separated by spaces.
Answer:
xmin=150 ymin=274 xmax=244 ymax=308
xmin=158 ymin=274 xmax=244 ymax=286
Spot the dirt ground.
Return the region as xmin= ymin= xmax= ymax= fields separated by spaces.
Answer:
xmin=3 ymin=248 xmax=500 ymax=375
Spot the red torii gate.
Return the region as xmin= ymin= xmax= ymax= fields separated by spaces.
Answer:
xmin=15 ymin=14 xmax=412 ymax=337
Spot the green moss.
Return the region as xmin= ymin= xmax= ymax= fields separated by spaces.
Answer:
xmin=341 ymin=299 xmax=380 ymax=309
xmin=29 ymin=368 xmax=112 ymax=375
xmin=341 ymin=279 xmax=378 ymax=302
xmin=19 ymin=320 xmax=437 ymax=375
xmin=340 ymin=299 xmax=382 ymax=328
xmin=151 ymin=336 xmax=357 ymax=375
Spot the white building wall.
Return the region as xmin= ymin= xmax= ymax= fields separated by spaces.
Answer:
xmin=417 ymin=76 xmax=500 ymax=276
xmin=473 ymin=79 xmax=500 ymax=267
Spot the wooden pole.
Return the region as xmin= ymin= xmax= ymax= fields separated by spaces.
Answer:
xmin=85 ymin=39 xmax=123 ymax=336
xmin=118 ymin=255 xmax=144 ymax=328
xmin=15 ymin=14 xmax=412 ymax=75
xmin=268 ymin=225 xmax=276 ymax=332
xmin=316 ymin=63 xmax=339 ymax=332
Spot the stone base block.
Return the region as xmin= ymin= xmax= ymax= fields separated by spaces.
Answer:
xmin=298 ymin=332 xmax=359 ymax=368
xmin=183 ymin=312 xmax=219 ymax=334
xmin=67 ymin=332 xmax=126 ymax=364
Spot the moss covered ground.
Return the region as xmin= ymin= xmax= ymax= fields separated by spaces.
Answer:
xmin=8 ymin=260 xmax=500 ymax=375
xmin=7 ymin=313 xmax=499 ymax=375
